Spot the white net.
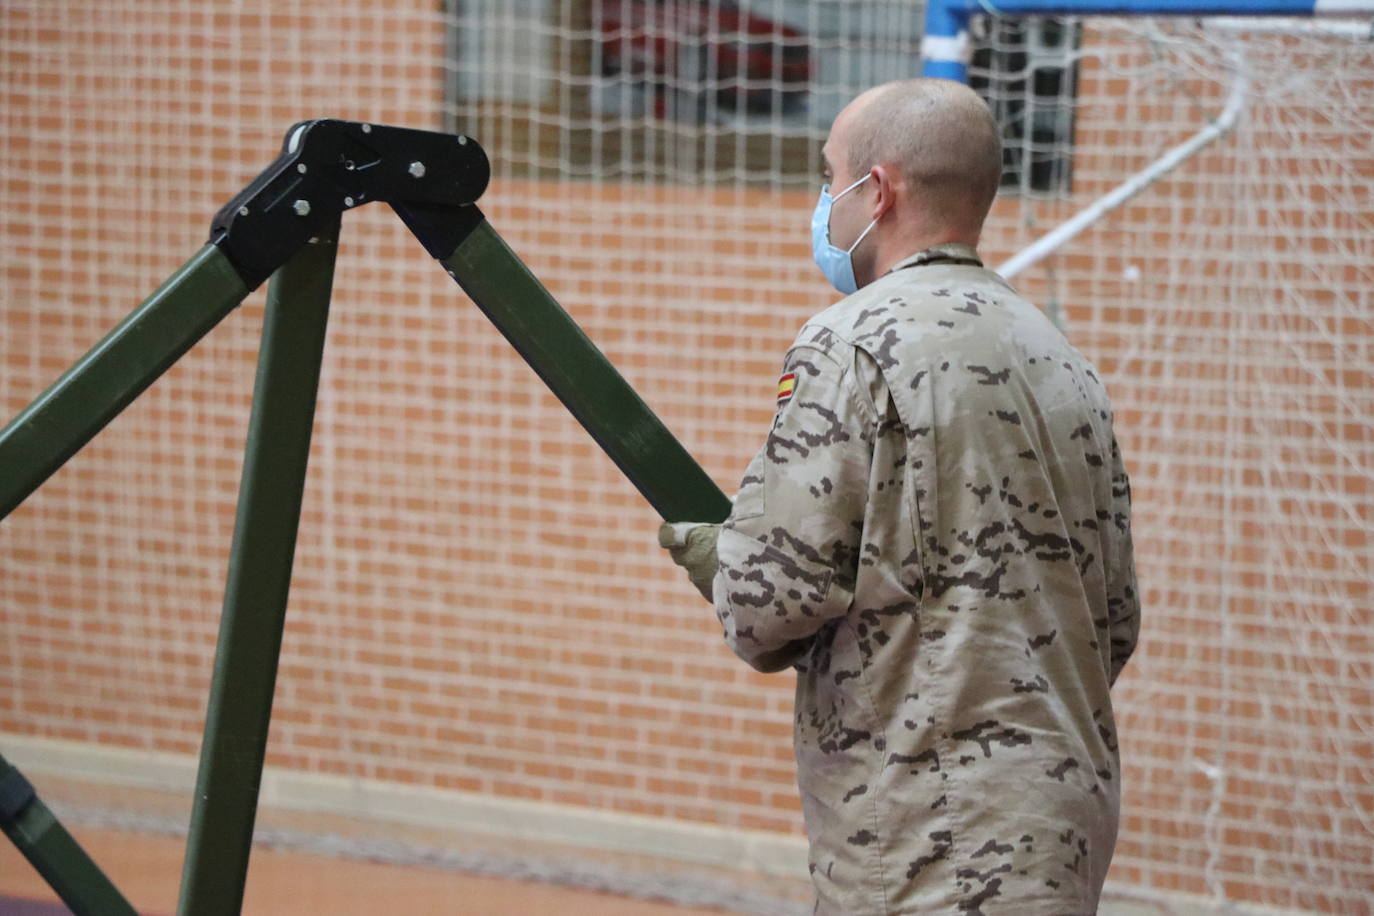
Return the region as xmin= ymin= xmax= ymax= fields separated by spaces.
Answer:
xmin=0 ymin=2 xmax=1370 ymax=913
xmin=981 ymin=17 xmax=1374 ymax=912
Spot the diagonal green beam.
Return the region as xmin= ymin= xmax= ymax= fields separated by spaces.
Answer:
xmin=437 ymin=219 xmax=733 ymax=525
xmin=0 ymin=754 xmax=139 ymax=916
xmin=0 ymin=245 xmax=250 ymax=522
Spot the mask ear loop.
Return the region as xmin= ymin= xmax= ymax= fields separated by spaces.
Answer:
xmin=829 ymin=172 xmax=876 ymax=255
xmin=831 ymin=172 xmax=869 ymax=202
xmin=839 ymin=173 xmax=879 ymax=255
xmin=845 ymin=215 xmax=880 ymax=255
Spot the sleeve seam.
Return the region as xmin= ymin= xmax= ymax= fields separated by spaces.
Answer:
xmin=785 ymin=341 xmax=880 ymax=434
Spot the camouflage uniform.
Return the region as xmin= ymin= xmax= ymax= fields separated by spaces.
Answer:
xmin=713 ymin=244 xmax=1140 ymax=915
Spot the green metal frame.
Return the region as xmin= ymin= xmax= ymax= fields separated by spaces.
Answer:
xmin=0 ymin=753 xmax=138 ymax=916
xmin=0 ymin=246 xmax=249 ymax=521
xmin=0 ymin=123 xmax=730 ymax=916
xmin=176 ymin=216 xmax=341 ymax=916
xmin=442 ymin=221 xmax=731 ymax=523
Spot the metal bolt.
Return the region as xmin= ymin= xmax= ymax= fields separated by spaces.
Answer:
xmin=238 ymin=205 xmax=249 ymax=216
xmin=408 ymin=161 xmax=426 ymax=178
xmin=293 ymin=200 xmax=311 ymax=216
xmin=297 ymin=163 xmax=308 ymax=174
xmin=344 ymin=196 xmax=355 ymax=207
xmin=361 ymin=123 xmax=372 ymax=133
xmin=457 ymin=135 xmax=467 ymax=146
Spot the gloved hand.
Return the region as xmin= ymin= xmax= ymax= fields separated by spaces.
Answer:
xmin=658 ymin=522 xmax=720 ymax=602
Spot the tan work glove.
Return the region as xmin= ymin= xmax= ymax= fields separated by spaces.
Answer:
xmin=658 ymin=522 xmax=720 ymax=602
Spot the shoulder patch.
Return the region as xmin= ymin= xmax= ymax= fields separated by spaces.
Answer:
xmin=776 ymin=372 xmax=797 ymax=405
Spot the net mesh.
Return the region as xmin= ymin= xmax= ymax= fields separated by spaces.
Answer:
xmin=0 ymin=2 xmax=1370 ymax=912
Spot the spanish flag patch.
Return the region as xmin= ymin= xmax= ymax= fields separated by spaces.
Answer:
xmin=776 ymin=372 xmax=797 ymax=405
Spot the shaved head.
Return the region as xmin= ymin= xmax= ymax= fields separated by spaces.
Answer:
xmin=840 ymin=78 xmax=1003 ymax=234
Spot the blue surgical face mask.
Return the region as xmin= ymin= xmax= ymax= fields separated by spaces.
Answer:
xmin=811 ymin=173 xmax=878 ymax=295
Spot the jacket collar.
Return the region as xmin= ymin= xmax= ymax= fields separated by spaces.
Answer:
xmin=888 ymin=243 xmax=983 ymax=273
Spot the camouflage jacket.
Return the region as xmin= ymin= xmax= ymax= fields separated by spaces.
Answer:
xmin=712 ymin=244 xmax=1140 ymax=915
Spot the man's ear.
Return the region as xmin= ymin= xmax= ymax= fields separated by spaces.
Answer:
xmin=868 ymin=164 xmax=898 ymax=222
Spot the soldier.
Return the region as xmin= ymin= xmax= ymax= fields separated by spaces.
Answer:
xmin=660 ymin=78 xmax=1140 ymax=914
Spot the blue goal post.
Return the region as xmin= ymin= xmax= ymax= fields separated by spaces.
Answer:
xmin=921 ymin=0 xmax=1374 ymax=79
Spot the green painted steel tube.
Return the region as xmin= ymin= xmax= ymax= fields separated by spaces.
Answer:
xmin=441 ymin=221 xmax=732 ymax=524
xmin=176 ymin=220 xmax=340 ymax=916
xmin=0 ymin=245 xmax=250 ymax=521
xmin=0 ymin=754 xmax=139 ymax=916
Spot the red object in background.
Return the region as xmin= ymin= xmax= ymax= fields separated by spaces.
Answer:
xmin=598 ymin=0 xmax=812 ymax=119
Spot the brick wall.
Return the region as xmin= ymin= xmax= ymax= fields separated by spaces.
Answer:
xmin=1 ymin=3 xmax=1370 ymax=911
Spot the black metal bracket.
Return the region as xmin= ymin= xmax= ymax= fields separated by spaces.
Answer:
xmin=209 ymin=119 xmax=491 ymax=288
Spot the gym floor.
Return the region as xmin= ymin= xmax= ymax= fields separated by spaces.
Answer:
xmin=0 ymin=826 xmax=738 ymax=915
xmin=0 ymin=773 xmax=810 ymax=916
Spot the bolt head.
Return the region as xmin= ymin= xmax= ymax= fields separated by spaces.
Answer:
xmin=293 ymin=200 xmax=311 ymax=216
xmin=457 ymin=135 xmax=467 ymax=145
xmin=361 ymin=123 xmax=372 ymax=133
xmin=296 ymin=163 xmax=308 ymax=174
xmin=344 ymin=196 xmax=355 ymax=207
xmin=237 ymin=205 xmax=250 ymax=216
xmin=408 ymin=161 xmax=427 ymax=178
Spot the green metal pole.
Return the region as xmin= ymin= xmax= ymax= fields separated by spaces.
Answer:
xmin=439 ymin=221 xmax=732 ymax=524
xmin=0 ymin=245 xmax=250 ymax=521
xmin=176 ymin=218 xmax=340 ymax=916
xmin=0 ymin=753 xmax=139 ymax=916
